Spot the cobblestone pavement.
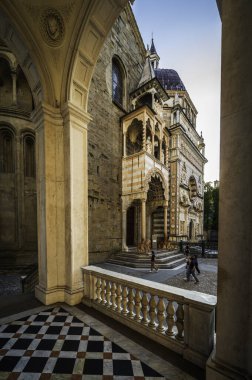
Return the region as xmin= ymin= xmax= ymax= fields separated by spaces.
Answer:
xmin=162 ymin=258 xmax=217 ymax=296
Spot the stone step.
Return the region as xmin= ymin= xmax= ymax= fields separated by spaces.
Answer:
xmin=107 ymin=250 xmax=185 ymax=269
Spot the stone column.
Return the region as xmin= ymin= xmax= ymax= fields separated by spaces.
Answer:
xmin=61 ymin=101 xmax=91 ymax=305
xmin=163 ymin=204 xmax=168 ymax=239
xmin=11 ymin=70 xmax=17 ymax=105
xmin=141 ymin=199 xmax=146 ymax=241
xmin=152 ymin=133 xmax=155 ymax=156
xmin=207 ymin=1 xmax=252 ymax=379
xmin=123 ymin=133 xmax=126 ymax=157
xmin=121 ymin=201 xmax=128 ymax=251
xmin=159 ymin=139 xmax=162 ymax=161
xmin=32 ymin=103 xmax=66 ymax=305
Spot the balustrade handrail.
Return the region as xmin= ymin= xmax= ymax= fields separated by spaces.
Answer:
xmin=82 ymin=265 xmax=216 ymax=368
xmin=83 ymin=265 xmax=216 ymax=307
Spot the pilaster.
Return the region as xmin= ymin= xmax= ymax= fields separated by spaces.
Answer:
xmin=61 ymin=101 xmax=91 ymax=304
xmin=32 ymin=102 xmax=66 ymax=304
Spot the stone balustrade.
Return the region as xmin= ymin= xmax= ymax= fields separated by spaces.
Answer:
xmin=81 ymin=265 xmax=216 ymax=368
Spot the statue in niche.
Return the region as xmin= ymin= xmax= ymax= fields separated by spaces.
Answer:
xmin=146 ymin=136 xmax=152 ymax=154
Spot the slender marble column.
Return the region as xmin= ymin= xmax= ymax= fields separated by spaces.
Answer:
xmin=152 ymin=134 xmax=155 ymax=156
xmin=164 ymin=205 xmax=168 ymax=239
xmin=141 ymin=199 xmax=146 ymax=241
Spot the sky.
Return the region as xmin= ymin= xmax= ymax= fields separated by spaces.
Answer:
xmin=132 ymin=0 xmax=221 ymax=183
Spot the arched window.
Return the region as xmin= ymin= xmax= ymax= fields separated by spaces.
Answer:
xmin=0 ymin=128 xmax=14 ymax=173
xmin=112 ymin=57 xmax=124 ymax=106
xmin=24 ymin=135 xmax=35 ymax=177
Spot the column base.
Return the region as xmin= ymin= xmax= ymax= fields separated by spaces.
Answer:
xmin=206 ymin=350 xmax=250 ymax=380
xmin=35 ymin=285 xmax=84 ymax=306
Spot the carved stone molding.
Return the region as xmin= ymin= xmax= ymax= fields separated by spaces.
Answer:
xmin=40 ymin=8 xmax=65 ymax=47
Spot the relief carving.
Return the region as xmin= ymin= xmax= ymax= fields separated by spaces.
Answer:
xmin=40 ymin=8 xmax=65 ymax=46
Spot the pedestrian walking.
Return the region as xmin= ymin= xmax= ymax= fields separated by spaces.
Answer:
xmin=150 ymin=250 xmax=158 ymax=272
xmin=185 ymin=243 xmax=190 ymax=256
xmin=185 ymin=256 xmax=199 ymax=283
xmin=193 ymin=254 xmax=200 ymax=274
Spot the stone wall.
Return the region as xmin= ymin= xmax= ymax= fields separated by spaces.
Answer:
xmin=87 ymin=7 xmax=145 ymax=263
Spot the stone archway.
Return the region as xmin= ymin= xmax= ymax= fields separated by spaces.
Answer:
xmin=0 ymin=0 xmax=128 ymax=306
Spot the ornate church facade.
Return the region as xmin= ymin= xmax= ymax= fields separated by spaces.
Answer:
xmin=86 ymin=7 xmax=207 ymax=262
xmin=0 ymin=4 xmax=206 ymax=266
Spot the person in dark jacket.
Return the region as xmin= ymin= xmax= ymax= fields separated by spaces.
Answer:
xmin=185 ymin=256 xmax=199 ymax=283
xmin=193 ymin=254 xmax=200 ymax=274
xmin=150 ymin=250 xmax=158 ymax=272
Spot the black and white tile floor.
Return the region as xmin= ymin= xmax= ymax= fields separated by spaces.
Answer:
xmin=0 ymin=305 xmax=196 ymax=380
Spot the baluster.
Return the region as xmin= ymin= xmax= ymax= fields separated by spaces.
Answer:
xmin=134 ymin=289 xmax=142 ymax=322
xmin=101 ymin=279 xmax=106 ymax=306
xmin=128 ymin=288 xmax=134 ymax=319
xmin=106 ymin=281 xmax=111 ymax=308
xmin=166 ymin=300 xmax=175 ymax=336
xmin=175 ymin=303 xmax=184 ymax=341
xmin=111 ymin=282 xmax=117 ymax=310
xmin=96 ymin=277 xmax=102 ymax=303
xmin=148 ymin=294 xmax=157 ymax=329
xmin=141 ymin=292 xmax=148 ymax=325
xmin=122 ymin=286 xmax=128 ymax=316
xmin=157 ymin=297 xmax=165 ymax=333
xmin=116 ymin=284 xmax=122 ymax=313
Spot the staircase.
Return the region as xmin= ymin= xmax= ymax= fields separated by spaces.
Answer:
xmin=107 ymin=249 xmax=185 ymax=269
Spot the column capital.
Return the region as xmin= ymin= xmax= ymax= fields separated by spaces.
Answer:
xmin=31 ymin=102 xmax=63 ymax=131
xmin=61 ymin=101 xmax=92 ymax=129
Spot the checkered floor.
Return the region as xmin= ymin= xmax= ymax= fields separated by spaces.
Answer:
xmin=0 ymin=306 xmax=165 ymax=379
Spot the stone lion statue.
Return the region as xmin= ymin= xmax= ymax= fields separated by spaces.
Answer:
xmin=137 ymin=239 xmax=151 ymax=254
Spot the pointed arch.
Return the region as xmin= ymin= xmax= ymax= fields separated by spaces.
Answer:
xmin=144 ymin=168 xmax=168 ymax=200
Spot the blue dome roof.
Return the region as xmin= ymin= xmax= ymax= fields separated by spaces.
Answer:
xmin=155 ymin=68 xmax=186 ymax=91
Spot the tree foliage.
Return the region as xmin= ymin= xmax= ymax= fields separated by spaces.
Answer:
xmin=204 ymin=182 xmax=219 ymax=231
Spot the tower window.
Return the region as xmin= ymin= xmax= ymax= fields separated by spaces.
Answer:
xmin=112 ymin=58 xmax=124 ymax=106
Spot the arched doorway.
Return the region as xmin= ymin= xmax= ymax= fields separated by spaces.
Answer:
xmin=126 ymin=206 xmax=135 ymax=246
xmin=147 ymin=175 xmax=166 ymax=245
xmin=0 ymin=0 xmax=128 ymax=305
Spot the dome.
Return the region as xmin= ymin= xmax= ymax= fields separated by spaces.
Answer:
xmin=155 ymin=68 xmax=186 ymax=91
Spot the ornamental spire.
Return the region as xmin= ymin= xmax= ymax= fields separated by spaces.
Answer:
xmin=149 ymin=36 xmax=160 ymax=69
